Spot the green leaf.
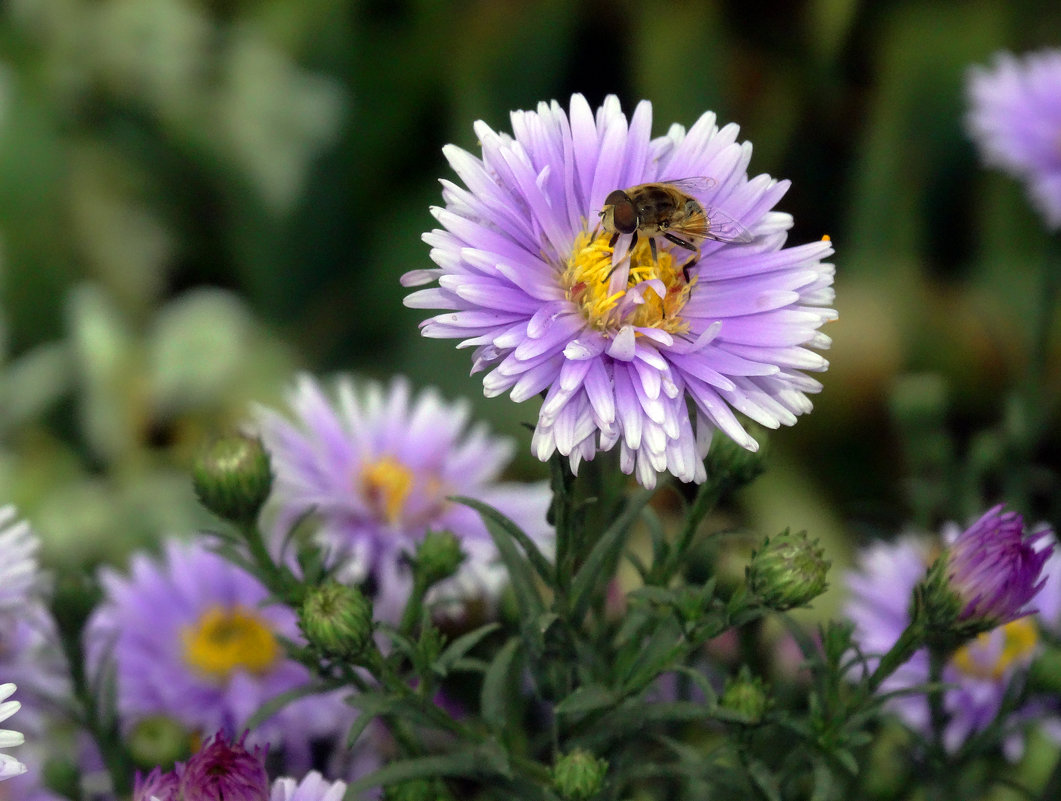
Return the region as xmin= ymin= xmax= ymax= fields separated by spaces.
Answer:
xmin=453 ymin=497 xmax=548 ymax=622
xmin=344 ymin=746 xmax=512 ymax=796
xmin=481 ymin=637 xmax=522 ymax=736
xmin=745 ymin=757 xmax=782 ymax=801
xmin=453 ymin=495 xmax=554 ymax=587
xmin=246 ymin=681 xmax=345 ymax=730
xmin=433 ymin=622 xmax=500 ymax=676
xmin=569 ymin=488 xmax=653 ymax=621
xmin=554 ymin=684 xmax=617 ymax=716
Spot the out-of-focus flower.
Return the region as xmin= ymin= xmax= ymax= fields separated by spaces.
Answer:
xmin=271 ymin=771 xmax=347 ymax=801
xmin=257 ymin=374 xmax=553 ymax=623
xmin=84 ymin=538 xmax=352 ymax=772
xmin=404 ymin=94 xmax=835 ymax=488
xmin=966 ymin=50 xmax=1061 ymax=229
xmin=0 ymin=684 xmax=25 ymax=781
xmin=132 ymin=766 xmax=180 ymax=801
xmin=845 ymin=519 xmax=1060 ymax=760
xmin=920 ymin=505 xmax=1052 ymax=634
xmin=0 ymin=507 xmax=41 ymax=610
xmin=179 ymin=732 xmax=270 ymax=801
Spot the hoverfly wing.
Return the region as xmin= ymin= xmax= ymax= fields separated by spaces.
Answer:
xmin=658 ymin=176 xmax=717 ymax=196
xmin=702 ymin=205 xmax=753 ymax=244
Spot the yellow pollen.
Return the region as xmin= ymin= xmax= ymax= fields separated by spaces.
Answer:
xmin=951 ymin=617 xmax=1038 ymax=681
xmin=361 ymin=456 xmax=414 ymax=524
xmin=821 ymin=234 xmax=831 ymax=242
xmin=563 ymin=230 xmax=696 ymax=334
xmin=181 ymin=605 xmax=280 ymax=682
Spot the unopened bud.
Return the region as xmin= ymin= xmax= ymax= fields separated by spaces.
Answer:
xmin=299 ymin=582 xmax=373 ymax=661
xmin=552 ymin=749 xmax=607 ymax=801
xmin=192 ymin=434 xmax=272 ymax=524
xmin=414 ymin=530 xmax=465 ymax=586
xmin=128 ymin=715 xmax=191 ymax=769
xmin=746 ymin=529 xmax=830 ymax=611
xmin=720 ymin=668 xmax=771 ymax=724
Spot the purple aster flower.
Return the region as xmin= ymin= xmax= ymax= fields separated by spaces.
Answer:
xmin=256 ymin=374 xmax=553 ymax=623
xmin=84 ymin=538 xmax=355 ymax=772
xmin=942 ymin=505 xmax=1052 ymax=626
xmin=845 ymin=521 xmax=1061 ymax=760
xmin=271 ymin=771 xmax=347 ymax=801
xmin=966 ymin=50 xmax=1061 ymax=229
xmin=178 ymin=732 xmax=270 ymax=801
xmin=403 ymin=94 xmax=836 ymax=488
xmin=133 ymin=766 xmax=180 ymax=801
xmin=0 ymin=684 xmax=24 ymax=781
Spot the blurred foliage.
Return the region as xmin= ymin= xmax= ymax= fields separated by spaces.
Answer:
xmin=2 ymin=0 xmax=1061 ymax=582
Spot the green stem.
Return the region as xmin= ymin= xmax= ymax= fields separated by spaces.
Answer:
xmin=867 ymin=619 xmax=927 ymax=694
xmin=239 ymin=521 xmax=301 ymax=605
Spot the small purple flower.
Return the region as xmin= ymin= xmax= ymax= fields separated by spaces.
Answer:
xmin=178 ymin=732 xmax=270 ymax=801
xmin=944 ymin=505 xmax=1052 ymax=626
xmin=271 ymin=771 xmax=347 ymax=801
xmin=404 ymin=95 xmax=836 ymax=488
xmin=966 ymin=50 xmax=1061 ymax=229
xmin=133 ymin=766 xmax=180 ymax=801
xmin=257 ymin=374 xmax=553 ymax=623
xmin=84 ymin=538 xmax=353 ymax=771
xmin=845 ymin=519 xmax=1061 ymax=760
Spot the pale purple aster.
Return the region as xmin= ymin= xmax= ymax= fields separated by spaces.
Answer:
xmin=271 ymin=771 xmax=347 ymax=801
xmin=0 ymin=683 xmax=24 ymax=781
xmin=403 ymin=94 xmax=836 ymax=488
xmin=83 ymin=538 xmax=355 ymax=772
xmin=845 ymin=520 xmax=1061 ymax=760
xmin=0 ymin=506 xmax=42 ymax=611
xmin=944 ymin=505 xmax=1052 ymax=625
xmin=966 ymin=50 xmax=1061 ymax=229
xmin=257 ymin=374 xmax=553 ymax=623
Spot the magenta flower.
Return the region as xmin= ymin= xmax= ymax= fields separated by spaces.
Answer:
xmin=945 ymin=505 xmax=1052 ymax=626
xmin=404 ymin=94 xmax=835 ymax=488
xmin=257 ymin=374 xmax=553 ymax=623
xmin=178 ymin=732 xmax=270 ymax=801
xmin=966 ymin=49 xmax=1061 ymax=229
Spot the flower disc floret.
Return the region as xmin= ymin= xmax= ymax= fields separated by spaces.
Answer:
xmin=405 ymin=94 xmax=836 ymax=488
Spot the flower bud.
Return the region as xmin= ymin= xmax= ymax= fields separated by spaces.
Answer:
xmin=414 ymin=530 xmax=465 ymax=587
xmin=703 ymin=425 xmax=768 ymax=489
xmin=178 ymin=732 xmax=269 ymax=801
xmin=128 ymin=715 xmax=191 ymax=769
xmin=192 ymin=434 xmax=272 ymax=524
xmin=720 ymin=667 xmax=771 ymax=724
xmin=552 ymin=749 xmax=608 ymax=801
xmin=746 ymin=529 xmax=830 ymax=611
xmin=916 ymin=506 xmax=1052 ymax=641
xmin=299 ymin=582 xmax=374 ymax=661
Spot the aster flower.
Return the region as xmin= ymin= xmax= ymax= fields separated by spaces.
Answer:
xmin=0 ymin=684 xmax=25 ymax=781
xmin=179 ymin=732 xmax=270 ymax=801
xmin=940 ymin=505 xmax=1052 ymax=626
xmin=257 ymin=374 xmax=553 ymax=623
xmin=403 ymin=94 xmax=836 ymax=488
xmin=845 ymin=518 xmax=1060 ymax=760
xmin=966 ymin=50 xmax=1061 ymax=229
xmin=133 ymin=766 xmax=180 ymax=801
xmin=84 ymin=538 xmax=355 ymax=772
xmin=271 ymin=771 xmax=347 ymax=801
xmin=0 ymin=506 xmax=42 ymax=611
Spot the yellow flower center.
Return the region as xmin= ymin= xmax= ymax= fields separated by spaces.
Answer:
xmin=563 ymin=230 xmax=696 ymax=334
xmin=361 ymin=456 xmax=415 ymax=524
xmin=951 ymin=617 xmax=1038 ymax=681
xmin=181 ymin=605 xmax=280 ymax=682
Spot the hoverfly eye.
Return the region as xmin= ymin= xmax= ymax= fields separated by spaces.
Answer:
xmin=605 ymin=191 xmax=638 ymax=234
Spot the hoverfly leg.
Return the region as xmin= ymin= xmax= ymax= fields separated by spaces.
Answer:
xmin=680 ymin=254 xmax=698 ymax=283
xmin=608 ymin=231 xmax=619 ymax=248
xmin=663 ymin=232 xmax=697 ymax=252
xmin=649 ymin=236 xmax=658 ymax=265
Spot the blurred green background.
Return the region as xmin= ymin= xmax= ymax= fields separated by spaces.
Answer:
xmin=2 ymin=0 xmax=1061 ymax=583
